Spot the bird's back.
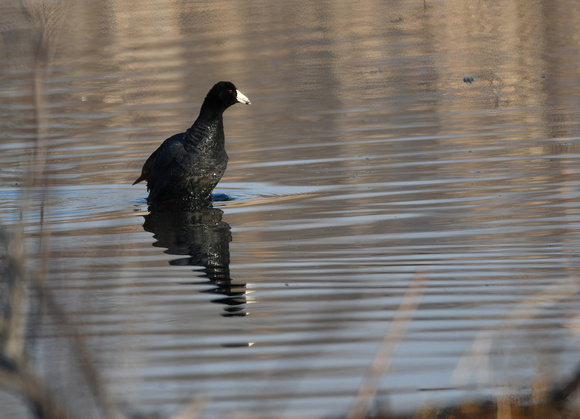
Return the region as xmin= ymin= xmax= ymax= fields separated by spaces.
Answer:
xmin=136 ymin=127 xmax=228 ymax=204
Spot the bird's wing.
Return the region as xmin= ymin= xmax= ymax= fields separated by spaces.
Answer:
xmin=151 ymin=137 xmax=187 ymax=171
xmin=132 ymin=134 xmax=187 ymax=186
xmin=132 ymin=147 xmax=159 ymax=185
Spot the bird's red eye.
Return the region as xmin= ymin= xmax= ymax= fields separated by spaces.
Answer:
xmin=229 ymin=89 xmax=233 ymax=94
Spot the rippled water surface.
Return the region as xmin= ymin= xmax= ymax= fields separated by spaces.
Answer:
xmin=2 ymin=1 xmax=580 ymax=418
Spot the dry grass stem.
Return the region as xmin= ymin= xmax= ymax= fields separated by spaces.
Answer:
xmin=347 ymin=270 xmax=428 ymax=419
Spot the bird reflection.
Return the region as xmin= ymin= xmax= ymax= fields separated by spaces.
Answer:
xmin=142 ymin=204 xmax=246 ymax=317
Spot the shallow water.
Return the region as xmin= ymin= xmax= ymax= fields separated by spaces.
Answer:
xmin=2 ymin=0 xmax=580 ymax=418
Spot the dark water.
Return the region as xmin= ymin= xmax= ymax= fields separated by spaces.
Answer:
xmin=2 ymin=1 xmax=580 ymax=418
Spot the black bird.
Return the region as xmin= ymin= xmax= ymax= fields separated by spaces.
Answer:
xmin=133 ymin=81 xmax=250 ymax=205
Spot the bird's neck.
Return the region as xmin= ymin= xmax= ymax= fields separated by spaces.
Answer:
xmin=199 ymin=100 xmax=227 ymax=121
xmin=187 ymin=111 xmax=225 ymax=151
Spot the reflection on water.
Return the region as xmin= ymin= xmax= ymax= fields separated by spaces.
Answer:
xmin=143 ymin=205 xmax=247 ymax=317
xmin=1 ymin=0 xmax=580 ymax=418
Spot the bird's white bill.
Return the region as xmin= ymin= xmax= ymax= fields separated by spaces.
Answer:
xmin=236 ymin=90 xmax=251 ymax=105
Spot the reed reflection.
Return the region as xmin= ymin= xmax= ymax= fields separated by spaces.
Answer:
xmin=143 ymin=204 xmax=246 ymax=317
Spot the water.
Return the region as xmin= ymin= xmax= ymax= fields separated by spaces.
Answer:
xmin=2 ymin=0 xmax=580 ymax=418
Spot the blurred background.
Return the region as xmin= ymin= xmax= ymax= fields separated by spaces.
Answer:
xmin=1 ymin=0 xmax=580 ymax=418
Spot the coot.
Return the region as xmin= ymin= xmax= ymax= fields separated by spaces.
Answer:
xmin=133 ymin=81 xmax=250 ymax=204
